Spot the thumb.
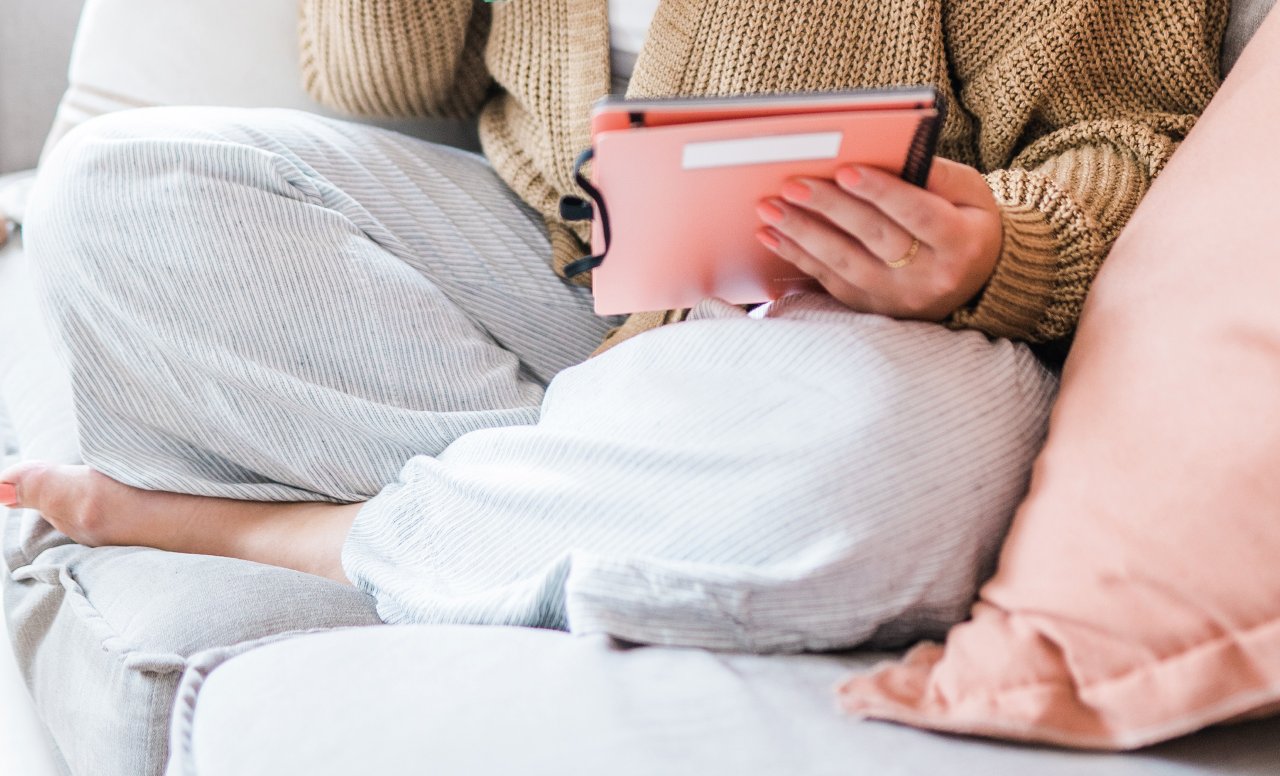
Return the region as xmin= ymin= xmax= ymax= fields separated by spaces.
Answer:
xmin=926 ymin=158 xmax=997 ymax=211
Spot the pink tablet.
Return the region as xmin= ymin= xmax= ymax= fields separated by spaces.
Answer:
xmin=562 ymin=87 xmax=944 ymax=315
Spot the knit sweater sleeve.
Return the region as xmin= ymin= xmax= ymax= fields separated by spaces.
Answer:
xmin=945 ymin=0 xmax=1228 ymax=343
xmin=298 ymin=0 xmax=491 ymax=119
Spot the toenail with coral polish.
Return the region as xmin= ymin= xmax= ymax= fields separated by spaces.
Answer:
xmin=781 ymin=181 xmax=811 ymax=203
xmin=0 ymin=483 xmax=17 ymax=507
xmin=756 ymin=200 xmax=785 ymax=225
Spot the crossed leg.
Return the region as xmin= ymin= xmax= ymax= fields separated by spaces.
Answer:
xmin=2 ymin=105 xmax=609 ymax=585
xmin=3 ymin=106 xmax=1058 ymax=649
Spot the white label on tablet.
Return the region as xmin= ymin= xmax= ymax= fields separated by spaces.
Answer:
xmin=681 ymin=131 xmax=843 ymax=170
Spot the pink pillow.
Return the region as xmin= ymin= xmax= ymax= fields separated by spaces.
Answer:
xmin=837 ymin=6 xmax=1280 ymax=750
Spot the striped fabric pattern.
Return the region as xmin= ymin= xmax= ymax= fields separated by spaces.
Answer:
xmin=28 ymin=107 xmax=614 ymax=503
xmin=25 ymin=107 xmax=1057 ymax=652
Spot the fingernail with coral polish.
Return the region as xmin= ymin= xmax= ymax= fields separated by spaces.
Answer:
xmin=0 ymin=483 xmax=17 ymax=508
xmin=781 ymin=181 xmax=811 ymax=203
xmin=836 ymin=167 xmax=862 ymax=190
xmin=756 ymin=228 xmax=781 ymax=250
xmin=756 ymin=200 xmax=785 ymax=225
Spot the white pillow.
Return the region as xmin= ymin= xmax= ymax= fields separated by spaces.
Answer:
xmin=41 ymin=0 xmax=480 ymax=161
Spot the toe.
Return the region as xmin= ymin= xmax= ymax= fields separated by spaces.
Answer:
xmin=0 ymin=462 xmax=108 ymax=545
xmin=0 ymin=461 xmax=55 ymax=509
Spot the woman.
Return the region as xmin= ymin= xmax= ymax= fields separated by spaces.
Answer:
xmin=0 ymin=1 xmax=1225 ymax=651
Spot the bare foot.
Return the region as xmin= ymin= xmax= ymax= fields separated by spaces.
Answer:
xmin=0 ymin=461 xmax=360 ymax=583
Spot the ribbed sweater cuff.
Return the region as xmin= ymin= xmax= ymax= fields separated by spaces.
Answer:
xmin=948 ymin=170 xmax=1098 ymax=343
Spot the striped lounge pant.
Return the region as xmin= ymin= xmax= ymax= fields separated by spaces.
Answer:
xmin=24 ymin=107 xmax=1057 ymax=652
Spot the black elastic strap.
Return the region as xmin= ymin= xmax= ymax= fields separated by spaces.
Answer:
xmin=560 ymin=148 xmax=610 ymax=278
xmin=559 ymin=196 xmax=593 ymax=221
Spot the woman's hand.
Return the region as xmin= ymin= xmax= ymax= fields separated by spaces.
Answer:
xmin=755 ymin=158 xmax=1004 ymax=322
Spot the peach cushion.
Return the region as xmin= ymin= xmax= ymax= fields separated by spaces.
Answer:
xmin=837 ymin=6 xmax=1280 ymax=750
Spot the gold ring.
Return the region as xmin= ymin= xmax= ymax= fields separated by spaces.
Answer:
xmin=885 ymin=238 xmax=920 ymax=269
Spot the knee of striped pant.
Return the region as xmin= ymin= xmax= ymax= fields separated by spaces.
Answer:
xmin=24 ymin=108 xmax=324 ymax=294
xmin=27 ymin=110 xmax=204 ymax=280
xmin=22 ymin=113 xmax=153 ymax=320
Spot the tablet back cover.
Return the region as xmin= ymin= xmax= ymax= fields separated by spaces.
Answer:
xmin=588 ymin=105 xmax=940 ymax=314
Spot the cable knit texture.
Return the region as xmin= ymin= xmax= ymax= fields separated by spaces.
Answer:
xmin=298 ymin=0 xmax=1226 ymax=347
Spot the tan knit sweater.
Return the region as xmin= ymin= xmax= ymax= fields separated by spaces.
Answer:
xmin=299 ymin=0 xmax=1226 ymax=348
